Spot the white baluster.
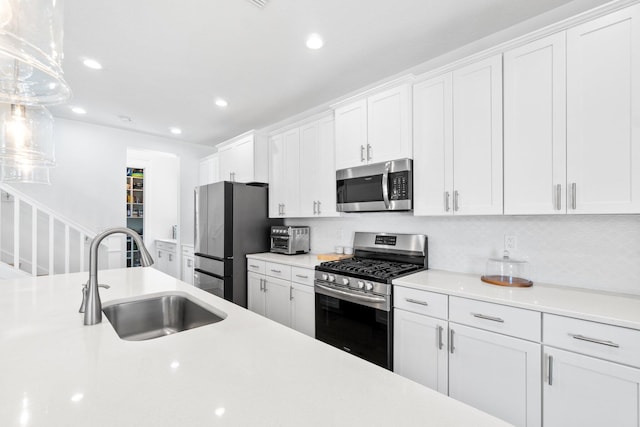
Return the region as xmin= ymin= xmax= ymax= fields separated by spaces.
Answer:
xmin=31 ymin=207 xmax=37 ymax=276
xmin=48 ymin=216 xmax=54 ymax=275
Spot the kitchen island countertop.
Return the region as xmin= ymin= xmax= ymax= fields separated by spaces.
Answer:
xmin=0 ymin=267 xmax=509 ymax=426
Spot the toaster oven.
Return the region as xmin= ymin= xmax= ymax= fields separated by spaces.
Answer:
xmin=270 ymin=226 xmax=310 ymax=255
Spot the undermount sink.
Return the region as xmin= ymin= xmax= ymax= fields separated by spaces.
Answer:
xmin=102 ymin=293 xmax=226 ymax=341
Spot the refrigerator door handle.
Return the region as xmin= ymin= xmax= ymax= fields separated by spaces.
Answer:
xmin=194 ymin=187 xmax=200 ymax=253
xmin=194 ymin=268 xmax=225 ymax=280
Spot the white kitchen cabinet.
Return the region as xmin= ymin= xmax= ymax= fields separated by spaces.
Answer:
xmin=448 ymin=323 xmax=541 ymax=427
xmin=216 ymin=131 xmax=268 ymax=183
xmin=394 ymin=308 xmax=448 ymax=394
xmin=247 ymin=271 xmax=266 ymax=316
xmin=334 ymin=81 xmax=412 ymax=170
xmin=299 ymin=116 xmax=338 ymax=217
xmin=198 ymin=153 xmax=219 ymax=186
xmin=543 ymin=347 xmax=640 ymax=427
xmin=269 ymin=129 xmax=300 ymax=217
xmin=154 ymin=240 xmax=178 ymax=278
xmin=503 ymin=33 xmax=567 ymax=215
xmin=413 ymin=55 xmax=502 ymax=216
xmin=264 ymin=276 xmax=291 ymax=327
xmin=566 ymin=5 xmax=640 ymax=214
xmin=181 ymin=245 xmax=194 ymax=284
xmin=290 ymin=282 xmax=315 ymax=337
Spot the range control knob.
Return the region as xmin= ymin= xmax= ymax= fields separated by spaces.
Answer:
xmin=321 ymin=273 xmax=328 ymax=281
xmin=341 ymin=278 xmax=350 ymax=286
xmin=364 ymin=282 xmax=374 ymax=291
xmin=328 ymin=275 xmax=336 ymax=283
xmin=356 ymin=280 xmax=365 ymax=289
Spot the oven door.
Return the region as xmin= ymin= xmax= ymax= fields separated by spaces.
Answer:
xmin=314 ymin=282 xmax=392 ymax=370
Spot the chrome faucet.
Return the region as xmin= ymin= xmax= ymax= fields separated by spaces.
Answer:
xmin=82 ymin=227 xmax=154 ymax=325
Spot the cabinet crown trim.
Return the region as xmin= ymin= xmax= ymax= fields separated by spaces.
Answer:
xmin=330 ymin=75 xmax=415 ymax=110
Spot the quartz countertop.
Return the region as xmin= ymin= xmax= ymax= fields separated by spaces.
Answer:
xmin=246 ymin=252 xmax=323 ymax=269
xmin=0 ymin=267 xmax=509 ymax=426
xmin=393 ymin=269 xmax=640 ymax=331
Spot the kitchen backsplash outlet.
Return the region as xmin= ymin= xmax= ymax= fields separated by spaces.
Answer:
xmin=286 ymin=214 xmax=640 ymax=296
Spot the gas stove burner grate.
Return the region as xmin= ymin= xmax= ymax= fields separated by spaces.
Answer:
xmin=319 ymin=257 xmax=423 ymax=280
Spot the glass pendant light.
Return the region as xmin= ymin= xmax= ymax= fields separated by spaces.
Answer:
xmin=0 ymin=0 xmax=70 ymax=105
xmin=0 ymin=103 xmax=54 ymax=165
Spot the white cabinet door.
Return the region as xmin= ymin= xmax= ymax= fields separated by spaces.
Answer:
xmin=198 ymin=155 xmax=219 ymax=186
xmin=282 ymin=128 xmax=301 ymax=217
xmin=543 ymin=347 xmax=640 ymax=427
xmin=247 ymin=271 xmax=265 ymax=316
xmin=566 ymin=5 xmax=640 ymax=214
xmin=367 ymin=84 xmax=412 ymax=163
xmin=230 ymin=136 xmax=255 ymax=183
xmin=268 ymin=133 xmax=285 ymax=218
xmin=504 ymin=33 xmax=567 ymax=215
xmin=452 ymin=55 xmax=503 ymax=215
xmin=218 ymin=148 xmax=233 ymax=182
xmin=334 ymin=99 xmax=367 ymax=170
xmin=181 ymin=255 xmax=194 ymax=284
xmin=394 ymin=309 xmax=448 ymax=394
xmin=413 ymin=73 xmax=454 ymax=216
xmin=448 ymin=323 xmax=541 ymax=427
xmin=264 ymin=276 xmax=291 ymax=327
xmin=290 ymin=283 xmax=315 ymax=337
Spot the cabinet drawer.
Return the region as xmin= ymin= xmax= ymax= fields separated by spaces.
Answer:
xmin=544 ymin=314 xmax=640 ymax=368
xmin=246 ymin=259 xmax=266 ymax=275
xmin=394 ymin=286 xmax=448 ymax=320
xmin=291 ymin=267 xmax=314 ymax=287
xmin=449 ymin=296 xmax=541 ymax=342
xmin=181 ymin=245 xmax=194 ymax=257
xmin=156 ymin=241 xmax=176 ymax=253
xmin=265 ymin=262 xmax=291 ymax=280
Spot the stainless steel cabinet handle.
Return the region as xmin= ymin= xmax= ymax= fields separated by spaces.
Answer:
xmin=168 ymin=254 xmax=173 ymax=262
xmin=360 ymin=145 xmax=365 ymax=162
xmin=569 ymin=333 xmax=620 ymax=348
xmin=555 ymin=184 xmax=562 ymax=211
xmin=367 ymin=144 xmax=372 ymax=161
xmin=289 ymin=285 xmax=293 ymax=300
xmin=317 ymin=200 xmax=321 ymax=214
xmin=472 ymin=312 xmax=504 ymax=323
xmin=449 ymin=329 xmax=455 ymax=354
xmin=259 ymin=278 xmax=264 ymax=291
xmin=444 ymin=191 xmax=450 ymax=212
xmin=249 ymin=264 xmax=260 ymax=269
xmin=295 ymin=274 xmax=308 ymax=279
xmin=405 ymin=298 xmax=428 ymax=306
xmin=263 ymin=279 xmax=267 ymax=292
xmin=437 ymin=325 xmax=444 ymax=350
xmin=270 ymin=269 xmax=282 ymax=273
xmin=187 ymin=259 xmax=192 ymax=268
xmin=571 ymin=182 xmax=577 ymax=210
xmin=547 ymin=354 xmax=554 ymax=385
xmin=453 ymin=190 xmax=460 ymax=212
xmin=158 ymin=251 xmax=162 ymax=258
xmin=313 ymin=201 xmax=317 ymax=215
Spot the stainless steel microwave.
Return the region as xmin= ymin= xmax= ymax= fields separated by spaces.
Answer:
xmin=336 ymin=158 xmax=412 ymax=212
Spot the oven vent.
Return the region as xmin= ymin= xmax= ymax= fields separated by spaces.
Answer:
xmin=246 ymin=0 xmax=268 ymax=8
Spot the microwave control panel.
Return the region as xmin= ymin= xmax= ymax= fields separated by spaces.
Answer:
xmin=390 ymin=171 xmax=409 ymax=200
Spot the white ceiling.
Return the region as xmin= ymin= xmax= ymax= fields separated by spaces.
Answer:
xmin=49 ymin=0 xmax=611 ymax=146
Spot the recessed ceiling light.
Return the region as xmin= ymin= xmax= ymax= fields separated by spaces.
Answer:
xmin=169 ymin=127 xmax=182 ymax=135
xmin=71 ymin=106 xmax=86 ymax=115
xmin=306 ymin=33 xmax=324 ymax=50
xmin=215 ymin=98 xmax=228 ymax=108
xmin=83 ymin=58 xmax=102 ymax=70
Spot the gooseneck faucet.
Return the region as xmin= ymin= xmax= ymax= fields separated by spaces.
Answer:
xmin=82 ymin=227 xmax=154 ymax=325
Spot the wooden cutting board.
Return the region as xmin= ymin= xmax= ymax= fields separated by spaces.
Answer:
xmin=317 ymin=253 xmax=354 ymax=261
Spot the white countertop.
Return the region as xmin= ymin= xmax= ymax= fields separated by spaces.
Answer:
xmin=247 ymin=252 xmax=323 ymax=269
xmin=0 ymin=268 xmax=509 ymax=426
xmin=394 ymin=269 xmax=640 ymax=331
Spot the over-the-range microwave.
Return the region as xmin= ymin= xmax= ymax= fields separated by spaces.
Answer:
xmin=336 ymin=158 xmax=412 ymax=212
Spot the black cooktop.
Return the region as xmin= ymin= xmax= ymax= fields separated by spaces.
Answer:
xmin=316 ymin=257 xmax=424 ymax=282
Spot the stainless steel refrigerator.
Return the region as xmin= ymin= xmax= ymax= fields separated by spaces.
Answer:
xmin=194 ymin=182 xmax=282 ymax=308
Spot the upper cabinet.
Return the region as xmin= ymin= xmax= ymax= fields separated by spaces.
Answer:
xmin=413 ymin=55 xmax=503 ymax=216
xmin=334 ymin=81 xmax=412 ymax=170
xmin=216 ymin=131 xmax=268 ymax=184
xmin=503 ymin=33 xmax=567 ymax=215
xmin=566 ymin=4 xmax=640 ymax=214
xmin=198 ymin=153 xmax=219 ymax=186
xmin=269 ymin=114 xmax=338 ymax=218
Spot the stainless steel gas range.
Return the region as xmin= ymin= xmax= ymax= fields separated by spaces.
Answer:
xmin=314 ymin=232 xmax=428 ymax=370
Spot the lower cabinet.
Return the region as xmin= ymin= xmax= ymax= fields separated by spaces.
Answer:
xmin=181 ymin=245 xmax=194 ymax=285
xmin=543 ymin=347 xmax=640 ymax=427
xmin=247 ymin=260 xmax=315 ymax=337
xmin=154 ymin=240 xmax=178 ymax=278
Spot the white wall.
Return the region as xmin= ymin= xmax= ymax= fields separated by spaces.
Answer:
xmin=8 ymin=119 xmax=213 ymax=257
xmin=287 ymin=214 xmax=640 ymax=296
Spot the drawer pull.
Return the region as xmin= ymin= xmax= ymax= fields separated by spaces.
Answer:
xmin=249 ymin=264 xmax=260 ymax=268
xmin=270 ymin=269 xmax=282 ymax=274
xmin=405 ymin=298 xmax=428 ymax=306
xmin=295 ymin=274 xmax=309 ymax=279
xmin=471 ymin=313 xmax=504 ymax=323
xmin=569 ymin=333 xmax=620 ymax=348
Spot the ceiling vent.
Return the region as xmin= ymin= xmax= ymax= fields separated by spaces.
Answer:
xmin=247 ymin=0 xmax=268 ymax=8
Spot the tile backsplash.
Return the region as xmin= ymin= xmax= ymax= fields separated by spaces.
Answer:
xmin=287 ymin=214 xmax=640 ymax=295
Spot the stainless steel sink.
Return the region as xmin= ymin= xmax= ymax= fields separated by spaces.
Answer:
xmin=102 ymin=293 xmax=225 ymax=341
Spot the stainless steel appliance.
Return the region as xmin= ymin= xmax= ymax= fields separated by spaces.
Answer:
xmin=314 ymin=232 xmax=427 ymax=369
xmin=270 ymin=225 xmax=310 ymax=255
xmin=336 ymin=158 xmax=412 ymax=212
xmin=194 ymin=182 xmax=282 ymax=307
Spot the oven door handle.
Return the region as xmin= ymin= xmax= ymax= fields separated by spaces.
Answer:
xmin=382 ymin=161 xmax=391 ymax=209
xmin=315 ymin=283 xmax=390 ymax=311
